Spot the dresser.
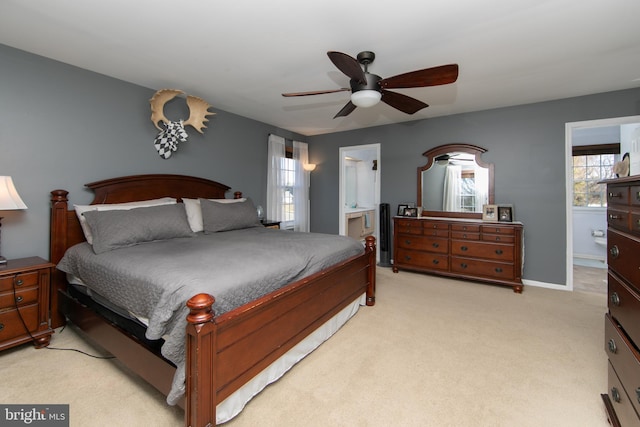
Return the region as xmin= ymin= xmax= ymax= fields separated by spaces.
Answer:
xmin=0 ymin=257 xmax=54 ymax=351
xmin=601 ymin=176 xmax=640 ymax=426
xmin=392 ymin=216 xmax=523 ymax=292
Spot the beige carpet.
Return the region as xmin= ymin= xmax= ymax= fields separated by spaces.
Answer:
xmin=1 ymin=267 xmax=610 ymax=427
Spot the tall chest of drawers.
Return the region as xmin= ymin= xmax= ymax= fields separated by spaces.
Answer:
xmin=392 ymin=216 xmax=523 ymax=292
xmin=602 ymin=176 xmax=640 ymax=426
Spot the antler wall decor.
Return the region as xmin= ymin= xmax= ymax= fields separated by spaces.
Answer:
xmin=149 ymin=89 xmax=216 ymax=159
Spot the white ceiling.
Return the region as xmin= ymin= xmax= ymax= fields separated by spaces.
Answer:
xmin=2 ymin=0 xmax=639 ymax=136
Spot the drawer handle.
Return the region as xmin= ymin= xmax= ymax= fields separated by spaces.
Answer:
xmin=495 ymin=236 xmax=501 ymax=241
xmin=609 ymin=192 xmax=622 ymax=199
xmin=609 ymin=245 xmax=619 ymax=259
xmin=460 ymin=263 xmax=468 ymax=269
xmin=636 ymin=387 xmax=640 ymax=404
xmin=462 ymin=234 xmax=467 ymax=238
xmin=608 ymin=338 xmax=617 ymax=354
xmin=405 ymin=239 xmax=412 ymax=245
xmin=15 ymin=279 xmax=23 ymax=286
xmin=611 ymin=387 xmax=621 ymax=403
xmin=495 ymin=267 xmax=503 ymax=273
xmin=608 ymin=214 xmax=621 ymax=220
xmin=495 ymin=249 xmax=503 ymax=255
xmin=0 ymin=323 xmax=3 ymax=332
xmin=610 ymin=292 xmax=620 ymax=306
xmin=432 ymin=242 xmax=439 ymax=248
xmin=432 ymin=259 xmax=439 ymax=265
xmin=15 ymin=296 xmax=23 ymax=303
xmin=404 ymin=255 xmax=412 ymax=261
xmin=461 ymin=246 xmax=468 ymax=251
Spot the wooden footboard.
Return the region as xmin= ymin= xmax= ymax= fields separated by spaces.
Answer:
xmin=49 ymin=174 xmax=376 ymax=427
xmin=185 ymin=236 xmax=375 ymax=426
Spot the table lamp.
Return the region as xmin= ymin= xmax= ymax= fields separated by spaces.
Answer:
xmin=0 ymin=176 xmax=28 ymax=264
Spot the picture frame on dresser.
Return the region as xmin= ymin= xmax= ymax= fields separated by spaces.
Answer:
xmin=403 ymin=207 xmax=418 ymax=217
xmin=397 ymin=204 xmax=409 ymax=216
xmin=482 ymin=204 xmax=498 ymax=221
xmin=498 ymin=205 xmax=514 ymax=222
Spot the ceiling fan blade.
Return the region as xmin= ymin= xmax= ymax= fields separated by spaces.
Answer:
xmin=333 ymin=101 xmax=357 ymax=119
xmin=381 ymin=90 xmax=428 ymax=114
xmin=380 ymin=64 xmax=459 ymax=89
xmin=282 ymin=88 xmax=350 ymax=97
xmin=327 ymin=51 xmax=366 ymax=84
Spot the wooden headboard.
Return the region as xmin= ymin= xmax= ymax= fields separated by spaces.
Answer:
xmin=49 ymin=174 xmax=235 ymax=327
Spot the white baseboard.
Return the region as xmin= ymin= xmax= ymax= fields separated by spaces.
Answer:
xmin=522 ymin=278 xmax=571 ymax=292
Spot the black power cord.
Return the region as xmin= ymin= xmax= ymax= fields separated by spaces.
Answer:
xmin=11 ymin=273 xmax=114 ymax=359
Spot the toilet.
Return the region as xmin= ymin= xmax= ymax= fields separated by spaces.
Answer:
xmin=594 ymin=236 xmax=607 ymax=247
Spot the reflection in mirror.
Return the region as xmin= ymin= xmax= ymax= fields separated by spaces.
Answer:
xmin=418 ymin=144 xmax=494 ymax=218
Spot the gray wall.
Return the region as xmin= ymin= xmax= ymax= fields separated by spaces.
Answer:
xmin=0 ymin=44 xmax=302 ymax=261
xmin=3 ymin=43 xmax=640 ymax=287
xmin=308 ymin=89 xmax=640 ymax=286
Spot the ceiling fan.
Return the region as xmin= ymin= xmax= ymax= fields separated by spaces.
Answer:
xmin=434 ymin=153 xmax=474 ymax=165
xmin=282 ymin=51 xmax=459 ymax=119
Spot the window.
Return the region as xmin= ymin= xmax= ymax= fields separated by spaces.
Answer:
xmin=459 ymin=171 xmax=476 ymax=212
xmin=278 ymin=156 xmax=297 ymax=228
xmin=572 ymin=144 xmax=618 ymax=207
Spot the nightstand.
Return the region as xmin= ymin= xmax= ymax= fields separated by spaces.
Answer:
xmin=0 ymin=257 xmax=54 ymax=351
xmin=261 ymin=219 xmax=281 ymax=229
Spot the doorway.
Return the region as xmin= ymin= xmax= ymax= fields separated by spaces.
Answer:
xmin=339 ymin=143 xmax=381 ymax=261
xmin=565 ymin=115 xmax=640 ymax=291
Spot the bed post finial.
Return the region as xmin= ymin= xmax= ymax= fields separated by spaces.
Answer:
xmin=185 ymin=293 xmax=217 ymax=427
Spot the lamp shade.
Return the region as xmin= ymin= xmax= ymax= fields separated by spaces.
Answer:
xmin=0 ymin=176 xmax=28 ymax=210
xmin=350 ymin=90 xmax=382 ymax=108
xmin=303 ymin=163 xmax=316 ymax=172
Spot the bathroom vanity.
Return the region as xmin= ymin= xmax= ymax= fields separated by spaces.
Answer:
xmin=345 ymin=208 xmax=375 ymax=242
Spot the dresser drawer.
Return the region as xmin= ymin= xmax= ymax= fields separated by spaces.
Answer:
xmin=395 ymin=249 xmax=449 ymax=271
xmin=451 ymin=240 xmax=514 ymax=261
xmin=607 ymin=361 xmax=640 ymax=427
xmin=631 ymin=185 xmax=640 ymax=207
xmin=0 ymin=304 xmax=39 ymax=342
xmin=481 ymin=225 xmax=515 ymax=235
xmin=397 ymin=235 xmax=448 ymax=254
xmin=451 ymin=231 xmax=480 ymax=240
xmin=605 ymin=313 xmax=640 ymax=417
xmin=451 ymin=223 xmax=480 ymax=233
xmin=395 ymin=221 xmax=423 ymax=235
xmin=0 ymin=287 xmax=39 ymax=310
xmin=0 ymin=271 xmax=39 ymax=292
xmin=451 ymin=257 xmax=515 ymax=280
xmin=608 ymin=209 xmax=631 ymax=232
xmin=609 ymin=273 xmax=640 ymax=346
xmin=608 ymin=185 xmax=630 ymax=206
xmin=608 ymin=230 xmax=640 ymax=285
xmin=481 ymin=234 xmax=515 ymax=243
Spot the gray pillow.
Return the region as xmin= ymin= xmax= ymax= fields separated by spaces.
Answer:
xmin=200 ymin=197 xmax=261 ymax=233
xmin=83 ymin=203 xmax=194 ymax=254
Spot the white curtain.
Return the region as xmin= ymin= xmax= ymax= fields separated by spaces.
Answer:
xmin=443 ymin=164 xmax=462 ymax=211
xmin=293 ymin=140 xmax=310 ymax=232
xmin=474 ymin=166 xmax=489 ymax=212
xmin=266 ymin=134 xmax=285 ymax=221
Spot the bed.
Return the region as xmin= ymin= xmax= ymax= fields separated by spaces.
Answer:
xmin=49 ymin=174 xmax=376 ymax=426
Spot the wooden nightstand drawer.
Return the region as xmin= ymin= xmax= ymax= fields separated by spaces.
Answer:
xmin=0 ymin=304 xmax=39 ymax=342
xmin=0 ymin=271 xmax=38 ymax=292
xmin=0 ymin=287 xmax=39 ymax=309
xmin=0 ymin=257 xmax=54 ymax=351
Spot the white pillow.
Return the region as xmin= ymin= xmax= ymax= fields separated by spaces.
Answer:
xmin=74 ymin=197 xmax=177 ymax=244
xmin=183 ymin=197 xmax=246 ymax=232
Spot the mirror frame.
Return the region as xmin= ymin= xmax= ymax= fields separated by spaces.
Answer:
xmin=417 ymin=143 xmax=495 ymax=219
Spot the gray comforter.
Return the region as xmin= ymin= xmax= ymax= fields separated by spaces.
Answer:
xmin=57 ymin=227 xmax=364 ymax=404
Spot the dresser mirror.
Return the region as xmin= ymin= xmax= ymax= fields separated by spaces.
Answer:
xmin=418 ymin=143 xmax=494 ymax=218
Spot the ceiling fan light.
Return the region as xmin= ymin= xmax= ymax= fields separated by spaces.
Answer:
xmin=350 ymin=90 xmax=381 ymax=108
